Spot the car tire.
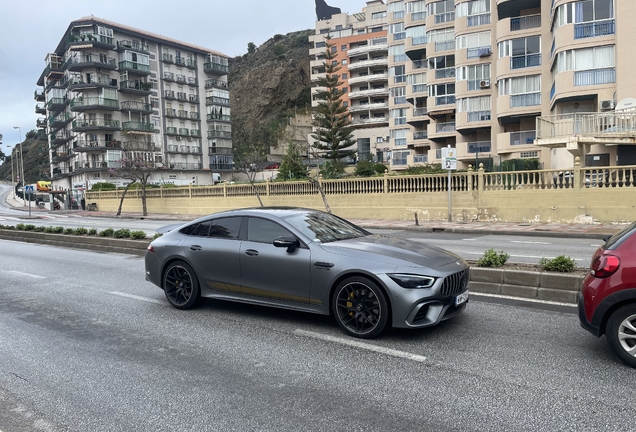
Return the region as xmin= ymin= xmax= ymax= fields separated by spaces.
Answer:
xmin=606 ymin=304 xmax=636 ymax=368
xmin=332 ymin=276 xmax=389 ymax=339
xmin=163 ymin=261 xmax=201 ymax=310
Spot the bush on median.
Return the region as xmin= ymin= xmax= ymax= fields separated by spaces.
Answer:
xmin=539 ymin=255 xmax=577 ymax=272
xmin=476 ymin=248 xmax=510 ymax=268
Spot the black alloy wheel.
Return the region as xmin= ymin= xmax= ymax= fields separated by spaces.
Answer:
xmin=606 ymin=304 xmax=636 ymax=368
xmin=333 ymin=276 xmax=388 ymax=339
xmin=163 ymin=261 xmax=200 ymax=310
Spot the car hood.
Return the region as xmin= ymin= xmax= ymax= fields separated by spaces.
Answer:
xmin=323 ymin=235 xmax=462 ymax=269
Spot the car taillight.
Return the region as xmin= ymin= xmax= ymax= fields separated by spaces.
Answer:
xmin=590 ymin=254 xmax=620 ymax=278
xmin=147 ymin=244 xmax=155 ymax=253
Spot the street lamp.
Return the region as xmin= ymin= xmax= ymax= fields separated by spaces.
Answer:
xmin=13 ymin=126 xmax=25 ymax=206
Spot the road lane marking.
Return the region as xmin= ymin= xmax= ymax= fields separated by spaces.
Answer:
xmin=0 ymin=270 xmax=46 ymax=279
xmin=471 ymin=292 xmax=577 ymax=308
xmin=110 ymin=291 xmax=166 ymax=305
xmin=510 ymin=241 xmax=551 ymax=245
xmin=293 ymin=329 xmax=427 ymax=363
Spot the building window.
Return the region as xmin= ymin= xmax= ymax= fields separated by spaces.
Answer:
xmin=372 ymin=11 xmax=387 ymax=19
xmin=343 ymin=101 xmax=348 ymax=107
xmin=392 ymin=150 xmax=410 ymax=166
xmin=342 ymin=59 xmax=347 ymax=65
xmin=390 ymin=129 xmax=409 ymax=146
xmin=341 ymin=73 xmax=348 ymax=79
xmin=371 ymin=26 xmax=383 ymax=33
xmin=520 ymin=151 xmax=539 ymax=158
xmin=498 ymin=75 xmax=541 ymax=107
xmin=341 ymin=45 xmax=347 ymax=51
xmin=331 ymin=46 xmax=337 ymax=53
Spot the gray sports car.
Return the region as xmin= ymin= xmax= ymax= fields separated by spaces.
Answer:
xmin=145 ymin=208 xmax=469 ymax=338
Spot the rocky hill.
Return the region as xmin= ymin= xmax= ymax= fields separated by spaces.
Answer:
xmin=0 ymin=132 xmax=50 ymax=185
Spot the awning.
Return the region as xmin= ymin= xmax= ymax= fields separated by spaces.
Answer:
xmin=428 ymin=109 xmax=455 ymax=117
xmin=70 ymin=44 xmax=94 ymax=50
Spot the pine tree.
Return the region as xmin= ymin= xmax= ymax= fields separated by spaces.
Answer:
xmin=311 ymin=37 xmax=356 ymax=171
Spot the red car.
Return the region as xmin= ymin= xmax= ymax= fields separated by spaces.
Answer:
xmin=579 ymin=221 xmax=636 ymax=367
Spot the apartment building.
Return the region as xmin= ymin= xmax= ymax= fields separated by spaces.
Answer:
xmin=34 ymin=17 xmax=231 ymax=190
xmin=312 ymin=0 xmax=633 ymax=170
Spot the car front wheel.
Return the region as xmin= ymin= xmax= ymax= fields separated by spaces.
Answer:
xmin=333 ymin=277 xmax=388 ymax=339
xmin=163 ymin=261 xmax=201 ymax=310
xmin=606 ymin=304 xmax=636 ymax=368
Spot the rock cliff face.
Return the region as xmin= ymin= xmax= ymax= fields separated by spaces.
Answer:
xmin=229 ymin=30 xmax=313 ymax=129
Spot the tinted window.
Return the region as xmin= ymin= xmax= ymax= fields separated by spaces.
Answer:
xmin=209 ymin=217 xmax=242 ymax=239
xmin=284 ymin=212 xmax=368 ymax=243
xmin=191 ymin=220 xmax=212 ymax=236
xmin=247 ymin=218 xmax=292 ymax=244
xmin=179 ymin=223 xmax=199 ymax=236
xmin=604 ymin=221 xmax=636 ymax=250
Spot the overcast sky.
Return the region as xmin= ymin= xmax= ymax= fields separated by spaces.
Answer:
xmin=0 ymin=0 xmax=366 ymax=151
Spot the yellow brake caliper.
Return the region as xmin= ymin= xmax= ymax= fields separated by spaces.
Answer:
xmin=347 ymin=291 xmax=355 ymax=316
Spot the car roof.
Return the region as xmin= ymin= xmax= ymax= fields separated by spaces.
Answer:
xmin=212 ymin=207 xmax=321 ymax=219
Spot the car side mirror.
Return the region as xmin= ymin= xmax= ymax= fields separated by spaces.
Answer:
xmin=273 ymin=236 xmax=300 ymax=253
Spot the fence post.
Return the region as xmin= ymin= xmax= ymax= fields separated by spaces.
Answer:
xmin=160 ymin=184 xmax=163 ymax=199
xmin=467 ymin=165 xmax=473 ymax=192
xmin=189 ymin=183 xmax=192 ymax=198
xmin=266 ymin=177 xmax=270 ymax=196
xmin=223 ymin=182 xmax=227 ymax=198
xmin=383 ymin=170 xmax=389 ymax=194
xmin=573 ymin=156 xmax=581 ymax=191
xmin=478 ymin=163 xmax=485 ymax=197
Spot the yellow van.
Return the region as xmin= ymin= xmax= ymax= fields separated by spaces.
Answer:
xmin=36 ymin=181 xmax=51 ymax=192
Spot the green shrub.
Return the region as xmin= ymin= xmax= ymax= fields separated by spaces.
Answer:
xmin=476 ymin=248 xmax=510 ymax=268
xmin=52 ymin=226 xmax=64 ymax=234
xmin=113 ymin=229 xmax=131 ymax=239
xmin=99 ymin=228 xmax=114 ymax=237
xmin=539 ymin=255 xmax=576 ymax=272
xmin=374 ymin=163 xmax=388 ymax=174
xmin=33 ymin=226 xmax=45 ymax=232
xmin=24 ymin=224 xmax=36 ymax=231
xmin=15 ymin=223 xmax=26 ymax=231
xmin=90 ymin=182 xmax=116 ymax=191
xmin=74 ymin=227 xmax=88 ymax=235
xmin=354 ymin=160 xmax=379 ymax=177
xmin=44 ymin=227 xmax=54 ymax=233
xmin=63 ymin=228 xmax=74 ymax=235
xmin=88 ymin=228 xmax=98 ymax=236
xmin=130 ymin=230 xmax=147 ymax=240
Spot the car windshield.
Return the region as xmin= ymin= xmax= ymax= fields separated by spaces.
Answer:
xmin=283 ymin=212 xmax=368 ymax=243
xmin=604 ymin=221 xmax=636 ymax=250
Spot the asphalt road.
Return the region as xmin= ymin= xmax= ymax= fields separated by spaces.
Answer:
xmin=0 ymin=240 xmax=633 ymax=432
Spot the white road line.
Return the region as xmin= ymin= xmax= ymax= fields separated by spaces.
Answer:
xmin=109 ymin=291 xmax=166 ymax=305
xmin=293 ymin=329 xmax=427 ymax=363
xmin=471 ymin=292 xmax=577 ymax=308
xmin=510 ymin=241 xmax=551 ymax=245
xmin=0 ymin=270 xmax=46 ymax=279
xmin=462 ymin=238 xmax=478 ymax=241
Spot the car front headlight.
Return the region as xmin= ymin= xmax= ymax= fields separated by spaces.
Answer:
xmin=388 ymin=274 xmax=436 ymax=289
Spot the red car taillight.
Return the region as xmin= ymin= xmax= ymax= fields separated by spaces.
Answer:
xmin=590 ymin=254 xmax=620 ymax=278
xmin=147 ymin=244 xmax=155 ymax=253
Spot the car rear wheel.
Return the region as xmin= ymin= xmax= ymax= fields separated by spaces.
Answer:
xmin=163 ymin=261 xmax=200 ymax=310
xmin=606 ymin=304 xmax=636 ymax=368
xmin=333 ymin=277 xmax=388 ymax=339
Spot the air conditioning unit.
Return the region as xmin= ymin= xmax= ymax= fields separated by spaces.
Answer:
xmin=186 ymin=137 xmax=192 ymax=141
xmin=176 ymin=136 xmax=182 ymax=140
xmin=449 ymin=69 xmax=456 ymax=77
xmin=600 ymin=100 xmax=615 ymax=111
xmin=480 ymin=80 xmax=491 ymax=89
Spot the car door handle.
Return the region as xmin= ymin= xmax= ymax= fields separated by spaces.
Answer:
xmin=244 ymin=249 xmax=259 ymax=257
xmin=189 ymin=245 xmax=202 ymax=251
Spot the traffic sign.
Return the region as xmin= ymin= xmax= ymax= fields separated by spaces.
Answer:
xmin=441 ymin=147 xmax=457 ymax=170
xmin=25 ymin=185 xmax=34 ymax=194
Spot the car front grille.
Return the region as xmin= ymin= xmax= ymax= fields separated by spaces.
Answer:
xmin=441 ymin=268 xmax=469 ymax=296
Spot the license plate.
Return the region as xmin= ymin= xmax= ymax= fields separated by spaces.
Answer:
xmin=455 ymin=291 xmax=469 ymax=306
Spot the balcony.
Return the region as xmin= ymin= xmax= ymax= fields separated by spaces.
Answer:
xmin=65 ymin=33 xmax=114 ymax=49
xmin=122 ymin=122 xmax=155 ymax=133
xmin=120 ymin=101 xmax=153 ymax=113
xmin=435 ymin=68 xmax=456 ymax=80
xmin=187 ymin=77 xmax=198 ymax=86
xmin=47 ymin=97 xmax=68 ymax=112
xmin=348 ymin=88 xmax=389 ymax=99
xmin=65 ymin=56 xmax=116 ymax=71
xmin=467 ymin=141 xmax=491 ymax=153
xmin=536 ymin=112 xmax=636 ymax=141
xmin=574 ymin=68 xmax=616 ymax=87
xmin=188 ymin=95 xmax=199 ymax=103
xmin=413 ymin=131 xmax=428 ymax=140
xmin=435 ymin=41 xmax=455 ymax=52
xmin=413 ymin=154 xmax=428 ymax=163
xmin=208 ymin=163 xmax=232 ymax=171
xmin=166 ymin=127 xmax=178 ymax=135
xmin=70 ymin=97 xmax=119 ymax=111
xmin=170 ymin=162 xmax=202 ymax=170
xmin=177 ymin=92 xmax=188 ymax=101
xmin=204 ymin=61 xmax=229 ymax=75
xmin=74 ymin=161 xmax=116 ymax=171
xmin=412 ymin=84 xmax=427 ymax=93
xmin=175 ymin=57 xmax=186 ymax=67
xmin=208 ymin=130 xmax=232 ymax=139
xmin=163 ymin=72 xmax=175 ymax=81
xmin=436 ymin=121 xmax=456 ymax=133
xmin=116 ymin=40 xmax=149 ymax=53
xmin=178 ymin=128 xmax=190 ymax=136
xmin=176 ymin=74 xmax=187 ymax=84
xmin=349 ymin=102 xmax=389 ymax=113
xmin=467 ymin=110 xmax=492 ymax=122
xmin=123 ymin=141 xmax=157 ymax=152
xmin=34 ymin=89 xmax=45 ymax=101
xmin=118 ymin=61 xmax=151 ymax=75
xmin=162 ymin=53 xmax=174 ymax=63
xmin=466 ymin=46 xmax=492 ymax=59
xmin=347 ymin=39 xmax=388 ymax=56
xmin=35 ymin=103 xmax=46 ymax=114
xmin=119 ymin=80 xmax=152 ymax=95
xmin=190 ymin=129 xmax=202 ymax=138
xmin=350 ymin=117 xmax=388 ymax=126
xmin=510 ymin=93 xmax=541 ymax=108
xmin=206 ymin=96 xmax=230 ymax=106
xmin=164 ymin=90 xmax=175 ymax=99
xmin=167 ymin=145 xmax=187 ymax=153
xmin=347 ymin=58 xmax=388 ymax=70
xmin=435 ymin=12 xmax=455 ymax=24
xmin=574 ymin=19 xmax=615 ymax=40
xmin=186 ymin=59 xmax=198 ymax=69
xmin=412 ymin=60 xmax=426 ymax=69
xmin=165 ymin=108 xmax=177 ymax=117
xmin=178 ymin=110 xmax=188 ymax=119
xmin=435 ymin=95 xmax=456 ymax=106
xmin=71 ymin=119 xmax=120 ymax=131
xmin=51 ymin=151 xmax=72 ymax=163
xmin=205 ymin=79 xmax=229 ymax=89
xmin=73 ymin=139 xmax=122 ymax=151
xmin=209 ymin=147 xmax=233 ymax=155
xmin=347 ymin=73 xmax=388 ymax=85
xmin=190 ymin=112 xmax=200 ymax=120
xmin=511 ymin=54 xmax=541 ymax=70
xmin=48 ymin=112 xmax=73 ymax=129
xmin=510 ymin=130 xmax=536 ymax=145
xmin=36 ymin=117 xmax=47 ymax=128
xmin=68 ymin=76 xmax=117 ymax=92
xmin=467 ymin=13 xmax=491 ymax=27
xmin=510 ymin=14 xmax=541 ymax=31
xmin=50 ymin=131 xmax=73 ymax=145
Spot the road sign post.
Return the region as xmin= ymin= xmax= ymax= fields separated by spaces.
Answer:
xmin=441 ymin=146 xmax=456 ymax=222
xmin=25 ymin=185 xmax=34 ymax=218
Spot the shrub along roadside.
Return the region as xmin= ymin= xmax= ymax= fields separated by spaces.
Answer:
xmin=476 ymin=248 xmax=510 ymax=268
xmin=0 ymin=224 xmax=147 ymax=240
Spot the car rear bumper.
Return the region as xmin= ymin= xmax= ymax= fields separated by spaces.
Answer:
xmin=578 ymin=292 xmax=601 ymax=337
xmin=144 ymin=251 xmax=163 ymax=289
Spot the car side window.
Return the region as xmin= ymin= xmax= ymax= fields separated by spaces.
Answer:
xmin=191 ymin=220 xmax=212 ymax=237
xmin=208 ymin=217 xmax=242 ymax=239
xmin=247 ymin=217 xmax=292 ymax=244
xmin=179 ymin=223 xmax=200 ymax=236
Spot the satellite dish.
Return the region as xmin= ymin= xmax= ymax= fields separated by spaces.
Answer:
xmin=615 ymin=97 xmax=636 ymax=112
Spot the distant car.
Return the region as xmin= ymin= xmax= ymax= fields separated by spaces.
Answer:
xmin=579 ymin=221 xmax=636 ymax=367
xmin=145 ymin=208 xmax=470 ymax=338
xmin=264 ymin=163 xmax=280 ymax=170
xmin=36 ymin=181 xmax=51 ymax=192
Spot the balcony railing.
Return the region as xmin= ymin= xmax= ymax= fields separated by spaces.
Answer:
xmin=177 ymin=92 xmax=188 ymax=101
xmin=165 ymin=108 xmax=176 ymax=117
xmin=467 ymin=110 xmax=491 ymax=122
xmin=186 ymin=59 xmax=197 ymax=69
xmin=510 ymin=131 xmax=536 ymax=145
xmin=118 ymin=61 xmax=150 ymax=73
xmin=574 ymin=19 xmax=615 ymax=39
xmin=412 ymin=36 xmax=427 ymax=46
xmin=120 ymin=81 xmax=152 ymax=92
xmin=189 ymin=95 xmax=199 ymax=103
xmin=117 ymin=40 xmax=149 ymax=52
xmin=351 ymin=117 xmax=388 ymax=126
xmin=170 ymin=162 xmax=202 ymax=170
xmin=123 ymin=141 xmax=157 ymax=151
xmin=574 ymin=68 xmax=616 ymax=87
xmin=209 ymin=147 xmax=233 ymax=155
xmin=178 ymin=110 xmax=188 ymax=118
xmin=72 ymin=119 xmax=120 ymax=129
xmin=536 ymin=112 xmax=636 ymax=139
xmin=164 ymin=90 xmax=175 ymax=99
xmin=435 ymin=12 xmax=455 ymax=24
xmin=412 ymin=60 xmax=426 ymax=69
xmin=413 ymin=108 xmax=428 ymax=117
xmin=207 ymin=113 xmax=231 ymax=122
xmin=467 ymin=13 xmax=490 ymax=27
xmin=162 ymin=53 xmax=174 ymax=63
xmin=166 ymin=127 xmax=178 ymax=135
xmin=436 ymin=95 xmax=455 ymax=106
xmin=412 ymin=84 xmax=427 ymax=93
xmin=176 ymin=74 xmax=187 ymax=83
xmin=70 ymin=97 xmax=119 ymax=110
xmin=175 ymin=57 xmax=186 ymax=67
xmin=511 ymin=54 xmax=541 ymax=69
xmin=413 ymin=131 xmax=428 ymax=140
xmin=510 ymin=92 xmax=541 ymax=108
xmin=467 ymin=141 xmax=491 ymax=153
xmin=467 ymin=46 xmax=492 ymax=59
xmin=190 ymin=112 xmax=200 ymax=120
xmin=163 ymin=72 xmax=175 ymax=81
xmin=435 ymin=67 xmax=455 ymax=79
xmin=204 ymin=62 xmax=229 ymax=74
xmin=120 ymin=101 xmax=152 ymax=112
xmin=208 ymin=130 xmax=232 ymax=139
xmin=74 ymin=139 xmax=122 ymax=149
xmin=510 ymin=14 xmax=541 ymax=31
xmin=122 ymin=122 xmax=154 ymax=132
xmin=178 ymin=128 xmax=190 ymax=136
xmin=411 ymin=11 xmax=426 ymax=21
xmin=206 ymin=96 xmax=230 ymax=106
xmin=435 ymin=41 xmax=455 ymax=52
xmin=205 ymin=79 xmax=229 ymax=89
xmin=190 ymin=130 xmax=202 ymax=137
xmin=436 ymin=121 xmax=456 ymax=133
xmin=413 ymin=154 xmax=428 ymax=163
xmin=187 ymin=77 xmax=198 ymax=86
